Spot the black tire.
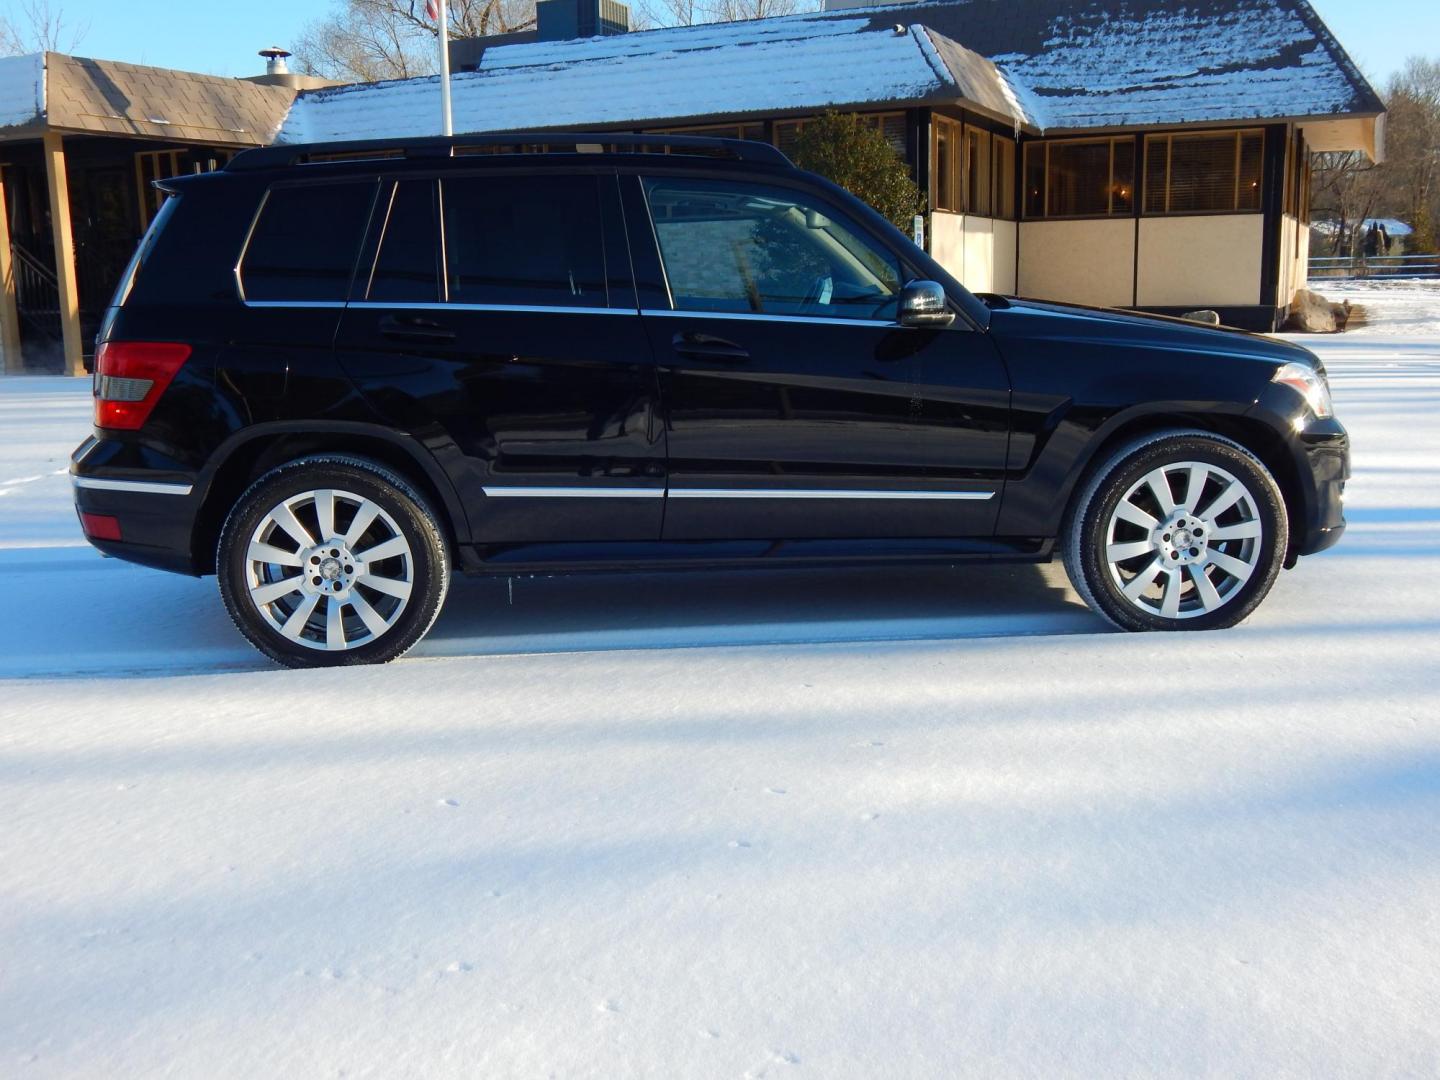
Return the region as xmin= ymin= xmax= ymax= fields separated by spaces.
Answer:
xmin=1062 ymin=429 xmax=1289 ymax=632
xmin=217 ymin=455 xmax=450 ymax=667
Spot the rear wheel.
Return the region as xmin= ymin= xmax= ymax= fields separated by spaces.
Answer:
xmin=1063 ymin=431 xmax=1288 ymax=631
xmin=217 ymin=456 xmax=449 ymax=667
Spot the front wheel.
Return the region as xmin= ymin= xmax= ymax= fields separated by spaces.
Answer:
xmin=1062 ymin=431 xmax=1289 ymax=631
xmin=217 ymin=456 xmax=450 ymax=667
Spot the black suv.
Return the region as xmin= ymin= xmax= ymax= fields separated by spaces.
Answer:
xmin=72 ymin=133 xmax=1349 ymax=667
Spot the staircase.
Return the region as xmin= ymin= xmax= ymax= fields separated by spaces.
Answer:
xmin=11 ymin=242 xmax=63 ymax=348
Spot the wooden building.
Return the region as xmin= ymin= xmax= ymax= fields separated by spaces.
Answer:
xmin=0 ymin=51 xmax=323 ymax=373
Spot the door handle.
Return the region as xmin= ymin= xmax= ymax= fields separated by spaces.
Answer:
xmin=379 ymin=314 xmax=456 ymax=344
xmin=672 ymin=332 xmax=749 ymax=362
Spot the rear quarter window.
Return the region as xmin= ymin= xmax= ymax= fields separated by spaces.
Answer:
xmin=111 ymin=193 xmax=181 ymax=308
xmin=240 ymin=181 xmax=376 ymax=302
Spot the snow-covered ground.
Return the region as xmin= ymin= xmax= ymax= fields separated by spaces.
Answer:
xmin=2 ymin=286 xmax=1439 ymax=1077
xmin=1313 ymin=276 xmax=1440 ymax=338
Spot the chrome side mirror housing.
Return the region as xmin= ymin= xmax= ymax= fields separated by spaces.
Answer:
xmin=897 ymin=280 xmax=956 ymax=328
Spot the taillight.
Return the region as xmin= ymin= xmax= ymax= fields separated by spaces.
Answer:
xmin=94 ymin=341 xmax=192 ymax=430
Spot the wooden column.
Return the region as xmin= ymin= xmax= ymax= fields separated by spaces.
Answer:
xmin=0 ymin=165 xmax=21 ymax=374
xmin=42 ymin=131 xmax=85 ymax=376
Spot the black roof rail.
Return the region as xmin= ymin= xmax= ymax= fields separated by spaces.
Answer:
xmin=228 ymin=132 xmax=794 ymax=172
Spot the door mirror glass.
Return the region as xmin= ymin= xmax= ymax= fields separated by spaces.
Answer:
xmin=898 ymin=280 xmax=956 ymax=328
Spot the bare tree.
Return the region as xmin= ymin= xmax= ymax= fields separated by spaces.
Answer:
xmin=1311 ymin=150 xmax=1382 ymax=257
xmin=0 ymin=0 xmax=87 ymax=55
xmin=1309 ymin=55 xmax=1440 ymax=256
xmin=294 ymin=0 xmax=537 ymax=83
xmin=295 ymin=0 xmax=826 ymax=76
xmin=1379 ymin=58 xmax=1440 ymax=251
xmin=700 ymin=0 xmax=808 ymax=20
xmin=640 ymin=0 xmax=701 ymax=27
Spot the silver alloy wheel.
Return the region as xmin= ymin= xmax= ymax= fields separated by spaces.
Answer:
xmin=1104 ymin=460 xmax=1263 ymax=620
xmin=244 ymin=488 xmax=414 ymax=651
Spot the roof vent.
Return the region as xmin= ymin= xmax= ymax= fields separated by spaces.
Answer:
xmin=259 ymin=46 xmax=292 ymax=76
xmin=536 ymin=0 xmax=630 ymax=42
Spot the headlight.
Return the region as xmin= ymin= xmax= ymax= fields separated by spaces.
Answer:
xmin=1272 ymin=361 xmax=1334 ymax=419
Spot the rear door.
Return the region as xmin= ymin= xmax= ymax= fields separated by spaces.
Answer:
xmin=626 ymin=171 xmax=1010 ymax=540
xmin=334 ymin=167 xmax=664 ymax=545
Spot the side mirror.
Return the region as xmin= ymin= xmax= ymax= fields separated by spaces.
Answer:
xmin=897 ymin=280 xmax=955 ymax=328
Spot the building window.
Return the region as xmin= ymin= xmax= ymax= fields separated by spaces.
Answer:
xmin=774 ymin=113 xmax=906 ymax=161
xmin=1023 ymin=137 xmax=1134 ymax=219
xmin=133 ymin=149 xmax=184 ymax=229
xmin=1143 ymin=130 xmax=1263 ymax=214
xmin=133 ymin=148 xmax=232 ymax=229
xmin=934 ymin=119 xmax=956 ymax=211
xmin=647 ymin=122 xmax=767 ymax=145
xmin=1290 ymin=131 xmax=1311 ymax=224
xmin=933 ymin=118 xmax=1016 ymax=218
xmin=1300 ymin=157 xmax=1311 ymax=225
xmin=964 ymin=127 xmax=991 ymax=215
xmin=992 ymin=134 xmax=1016 ymax=220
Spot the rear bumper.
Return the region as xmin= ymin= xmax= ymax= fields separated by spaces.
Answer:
xmin=71 ymin=436 xmax=203 ymax=575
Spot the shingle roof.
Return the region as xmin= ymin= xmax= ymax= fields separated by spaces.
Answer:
xmin=279 ymin=0 xmax=1381 ymax=143
xmin=0 ymin=52 xmax=297 ymax=145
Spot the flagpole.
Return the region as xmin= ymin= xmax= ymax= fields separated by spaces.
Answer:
xmin=437 ymin=0 xmax=454 ymax=137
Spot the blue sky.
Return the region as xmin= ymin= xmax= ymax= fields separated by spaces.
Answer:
xmin=24 ymin=0 xmax=1440 ymax=88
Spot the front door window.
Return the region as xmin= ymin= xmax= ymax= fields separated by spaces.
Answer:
xmin=643 ymin=177 xmax=901 ymax=321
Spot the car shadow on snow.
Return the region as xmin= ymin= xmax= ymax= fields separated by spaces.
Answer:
xmin=0 ymin=547 xmax=1106 ymax=679
xmin=414 ymin=560 xmax=1105 ymax=661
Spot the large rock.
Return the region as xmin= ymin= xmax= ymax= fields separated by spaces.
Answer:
xmin=1284 ymin=288 xmax=1351 ymax=333
xmin=1181 ymin=309 xmax=1221 ymax=325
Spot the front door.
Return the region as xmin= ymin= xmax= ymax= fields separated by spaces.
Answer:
xmin=335 ymin=169 xmax=665 ymax=546
xmin=628 ymin=173 xmax=1010 ymax=540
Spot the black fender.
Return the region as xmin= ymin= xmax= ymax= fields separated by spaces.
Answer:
xmin=190 ymin=421 xmax=474 ymax=567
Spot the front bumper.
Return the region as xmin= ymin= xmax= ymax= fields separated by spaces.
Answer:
xmin=1291 ymin=417 xmax=1348 ymax=557
xmin=1246 ymin=379 xmax=1350 ymax=561
xmin=71 ymin=435 xmax=203 ymax=575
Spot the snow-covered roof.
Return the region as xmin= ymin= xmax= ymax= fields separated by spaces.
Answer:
xmin=0 ymin=54 xmax=44 ymax=130
xmin=277 ymin=0 xmax=1383 ymax=143
xmin=280 ymin=14 xmax=1023 ymax=143
xmin=913 ymin=0 xmax=1385 ymax=130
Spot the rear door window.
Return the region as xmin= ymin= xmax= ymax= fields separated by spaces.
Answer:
xmin=240 ymin=181 xmax=375 ymax=302
xmin=440 ymin=173 xmax=607 ymax=308
xmin=367 ymin=180 xmax=440 ymax=303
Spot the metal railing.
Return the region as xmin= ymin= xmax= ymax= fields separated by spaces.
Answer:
xmin=10 ymin=242 xmax=63 ymax=345
xmin=1308 ymin=253 xmax=1440 ymax=281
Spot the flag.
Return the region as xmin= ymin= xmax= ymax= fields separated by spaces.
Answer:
xmin=425 ymin=0 xmax=440 ymax=20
